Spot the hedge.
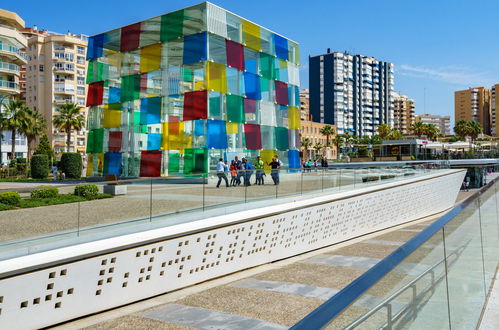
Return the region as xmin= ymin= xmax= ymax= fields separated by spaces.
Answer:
xmin=31 ymin=188 xmax=59 ymax=199
xmin=61 ymin=153 xmax=82 ymax=178
xmin=0 ymin=192 xmax=21 ymax=206
xmin=31 ymin=154 xmax=50 ymax=179
xmin=74 ymin=184 xmax=99 ymax=198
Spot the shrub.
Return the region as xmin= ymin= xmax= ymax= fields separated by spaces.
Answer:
xmin=61 ymin=153 xmax=82 ymax=178
xmin=0 ymin=202 xmax=15 ymax=211
xmin=31 ymin=154 xmax=50 ymax=179
xmin=74 ymin=184 xmax=99 ymax=198
xmin=15 ymin=158 xmax=27 ymax=172
xmin=0 ymin=192 xmax=21 ymax=206
xmin=31 ymin=187 xmax=59 ymax=199
xmin=33 ymin=134 xmax=55 ymax=164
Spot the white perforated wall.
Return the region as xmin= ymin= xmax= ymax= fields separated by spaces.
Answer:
xmin=0 ymin=170 xmax=465 ymax=329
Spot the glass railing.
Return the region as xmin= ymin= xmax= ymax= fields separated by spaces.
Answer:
xmin=0 ymin=80 xmax=19 ymax=90
xmin=0 ymin=61 xmax=19 ymax=72
xmin=0 ymin=44 xmax=27 ymax=60
xmin=292 ymin=176 xmax=499 ymax=330
xmin=0 ymin=161 xmax=452 ymax=260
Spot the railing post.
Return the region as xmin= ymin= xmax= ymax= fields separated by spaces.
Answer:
xmin=300 ymin=169 xmax=304 ymax=195
xmin=149 ymin=177 xmax=153 ymax=222
xmin=411 ymin=284 xmax=417 ymax=319
xmin=338 ymin=168 xmax=342 ymax=191
xmin=202 ymin=173 xmax=206 ymax=211
xmin=386 ymin=304 xmax=393 ymax=330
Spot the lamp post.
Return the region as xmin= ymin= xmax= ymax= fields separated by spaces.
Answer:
xmin=0 ymin=95 xmax=9 ymax=165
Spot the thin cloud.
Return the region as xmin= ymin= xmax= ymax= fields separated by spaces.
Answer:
xmin=398 ymin=64 xmax=495 ymax=86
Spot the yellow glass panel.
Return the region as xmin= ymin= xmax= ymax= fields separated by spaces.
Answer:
xmin=140 ymin=43 xmax=161 ymax=73
xmin=242 ymin=20 xmax=261 ymax=51
xmin=194 ymin=80 xmax=205 ymax=91
xmin=103 ymin=110 xmax=121 ymax=128
xmin=86 ymin=154 xmax=94 ymax=176
xmin=288 ymin=106 xmax=300 ymax=130
xmin=279 ymin=59 xmax=287 ymax=69
xmin=206 ymin=61 xmax=227 ymax=93
xmin=107 ymin=52 xmax=122 ymax=70
xmin=161 ymin=122 xmax=169 ymax=150
xmin=226 ymin=122 xmax=238 ymax=134
xmin=260 ymin=149 xmax=275 ymax=174
xmin=97 ymin=153 xmax=104 ymax=173
xmin=167 ymin=122 xmax=192 ymax=153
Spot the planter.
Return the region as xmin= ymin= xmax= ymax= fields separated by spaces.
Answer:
xmin=103 ymin=184 xmax=127 ymax=196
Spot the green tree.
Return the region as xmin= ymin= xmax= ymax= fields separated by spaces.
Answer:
xmin=23 ymin=108 xmax=47 ymax=161
xmin=1 ymin=100 xmax=30 ymax=159
xmin=454 ymin=120 xmax=469 ymax=141
xmin=33 ymin=134 xmax=55 ymax=164
xmin=467 ymin=120 xmax=482 ymax=148
xmin=387 ymin=129 xmax=403 ymax=140
xmin=332 ymin=135 xmax=344 ymax=160
xmin=52 ymin=103 xmax=85 ymax=152
xmin=376 ymin=124 xmax=391 ymax=140
xmin=412 ymin=121 xmax=426 ymax=138
xmin=425 ymin=124 xmax=440 ymax=141
xmin=301 ymin=137 xmax=312 ymax=160
xmin=313 ymin=142 xmax=324 ymax=158
xmin=319 ymin=125 xmax=335 ymax=147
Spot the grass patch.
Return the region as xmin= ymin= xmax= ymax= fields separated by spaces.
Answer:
xmin=1 ymin=193 xmax=113 ymax=210
xmin=0 ymin=178 xmax=84 ymax=182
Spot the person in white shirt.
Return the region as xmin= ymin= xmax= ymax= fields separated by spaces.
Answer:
xmin=216 ymin=158 xmax=229 ymax=188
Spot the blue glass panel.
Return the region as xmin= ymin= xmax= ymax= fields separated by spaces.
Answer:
xmin=140 ymin=97 xmax=162 ymax=125
xmin=207 ymin=119 xmax=228 ymax=149
xmin=104 ymin=152 xmax=122 ymax=176
xmin=274 ymin=34 xmax=288 ymax=61
xmin=87 ymin=34 xmax=105 ymax=60
xmin=243 ymin=72 xmax=261 ymax=100
xmin=147 ymin=133 xmax=162 ymax=150
xmin=108 ymin=87 xmax=121 ymax=104
xmin=294 ymin=86 xmax=300 ymax=107
xmin=194 ymin=120 xmax=205 ymax=136
xmin=288 ymin=149 xmax=300 ymax=169
xmin=183 ymin=32 xmax=207 ymax=65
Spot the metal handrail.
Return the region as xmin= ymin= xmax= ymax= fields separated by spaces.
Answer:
xmin=344 ymin=242 xmax=467 ymax=329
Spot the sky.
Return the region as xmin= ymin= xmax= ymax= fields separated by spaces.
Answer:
xmin=5 ymin=0 xmax=499 ymax=124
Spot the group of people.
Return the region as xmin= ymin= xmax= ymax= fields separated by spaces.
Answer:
xmin=302 ymin=158 xmax=329 ymax=172
xmin=216 ymin=156 xmax=282 ymax=188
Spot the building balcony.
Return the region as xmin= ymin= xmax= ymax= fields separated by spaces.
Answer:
xmin=0 ymin=44 xmax=27 ymax=64
xmin=53 ymin=67 xmax=74 ymax=74
xmin=0 ymin=80 xmax=19 ymax=94
xmin=54 ymin=89 xmax=74 ymax=95
xmin=54 ymin=98 xmax=74 ymax=104
xmin=0 ymin=61 xmax=20 ymax=75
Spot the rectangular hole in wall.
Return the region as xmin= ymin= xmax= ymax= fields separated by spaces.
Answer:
xmin=146 ymin=275 xmax=150 ymax=280
xmin=55 ymin=302 xmax=61 ymax=309
xmin=109 ymin=267 xmax=114 ymax=273
xmin=111 ymin=257 xmax=116 ymax=263
xmin=56 ymin=291 xmax=63 ymax=298
xmin=67 ymin=288 xmax=74 ymax=295
xmin=45 ymin=294 xmax=52 ymax=301
xmin=60 ymin=269 xmax=67 ymax=276
xmin=33 ymin=298 xmax=40 ymax=305
xmin=47 ymin=283 xmax=54 ymax=290
xmin=20 ymin=301 xmax=28 ymax=308
xmin=107 ymin=277 xmax=113 ymax=283
xmin=101 ymin=260 xmax=107 ymax=266
xmin=160 ymin=271 xmax=164 ymax=276
xmin=124 ymin=272 xmax=129 ymax=278
xmin=49 ymin=272 xmax=55 ymax=279
xmin=122 ymin=282 xmax=128 ymax=288
xmin=96 ymin=290 xmax=101 ymax=296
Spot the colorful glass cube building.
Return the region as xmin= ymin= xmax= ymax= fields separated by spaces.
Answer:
xmin=85 ymin=2 xmax=301 ymax=177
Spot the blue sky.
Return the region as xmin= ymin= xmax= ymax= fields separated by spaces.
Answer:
xmin=6 ymin=0 xmax=499 ymax=124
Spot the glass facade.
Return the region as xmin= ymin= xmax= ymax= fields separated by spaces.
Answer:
xmin=85 ymin=2 xmax=300 ymax=176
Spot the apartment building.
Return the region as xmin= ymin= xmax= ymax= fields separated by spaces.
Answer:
xmin=0 ymin=8 xmax=28 ymax=163
xmin=454 ymin=87 xmax=491 ymax=135
xmin=300 ymin=89 xmax=309 ymax=120
xmin=24 ymin=28 xmax=88 ymax=155
xmin=309 ymin=50 xmax=394 ymax=137
xmin=392 ymin=92 xmax=415 ymax=134
xmin=491 ymin=84 xmax=499 ymax=136
xmin=415 ymin=114 xmax=451 ymax=136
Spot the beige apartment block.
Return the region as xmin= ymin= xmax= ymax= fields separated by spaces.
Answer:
xmin=0 ymin=8 xmax=28 ymax=163
xmin=392 ymin=92 xmax=415 ymax=134
xmin=491 ymin=84 xmax=499 ymax=136
xmin=415 ymin=113 xmax=451 ymax=136
xmin=300 ymin=89 xmax=309 ymax=120
xmin=454 ymin=87 xmax=491 ymax=135
xmin=24 ymin=28 xmax=88 ymax=155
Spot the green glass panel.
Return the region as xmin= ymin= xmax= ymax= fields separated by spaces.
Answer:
xmin=86 ymin=130 xmax=94 ymax=153
xmin=275 ymin=127 xmax=289 ymax=151
xmin=226 ymin=94 xmax=244 ymax=123
xmin=168 ymin=153 xmax=180 ymax=173
xmin=184 ymin=148 xmax=208 ymax=174
xmin=121 ymin=74 xmax=141 ymax=102
xmin=182 ymin=68 xmax=193 ymax=82
xmin=93 ymin=128 xmax=104 ymax=153
xmin=160 ymin=10 xmax=184 ymax=42
xmin=97 ymin=62 xmax=109 ymax=81
xmin=86 ymin=60 xmax=95 ymax=84
xmin=209 ymin=92 xmax=221 ymax=118
xmin=259 ymin=53 xmax=275 ymax=80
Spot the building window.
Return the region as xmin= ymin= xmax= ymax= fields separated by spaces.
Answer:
xmin=77 ymin=46 xmax=85 ymax=55
xmin=77 ymin=86 xmax=85 ymax=95
xmin=77 ymin=56 xmax=85 ymax=65
xmin=77 ymin=97 xmax=85 ymax=105
xmin=77 ymin=76 xmax=85 ymax=85
xmin=39 ymin=65 xmax=44 ymax=72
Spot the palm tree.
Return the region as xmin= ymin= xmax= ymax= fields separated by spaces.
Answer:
xmin=23 ymin=108 xmax=47 ymax=161
xmin=332 ymin=135 xmax=344 ymax=160
xmin=319 ymin=125 xmax=335 ymax=147
xmin=313 ymin=142 xmax=324 ymax=158
xmin=53 ymin=102 xmax=85 ymax=153
xmin=301 ymin=137 xmax=312 ymax=160
xmin=376 ymin=124 xmax=391 ymax=140
xmin=1 ymin=100 xmax=29 ymax=159
xmin=412 ymin=121 xmax=426 ymax=138
xmin=425 ymin=124 xmax=440 ymax=142
xmin=387 ymin=128 xmax=403 ymax=140
xmin=467 ymin=120 xmax=482 ymax=149
xmin=454 ymin=120 xmax=469 ymax=141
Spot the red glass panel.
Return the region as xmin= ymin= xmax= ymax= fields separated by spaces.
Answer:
xmin=139 ymin=151 xmax=162 ymax=177
xmin=183 ymin=90 xmax=208 ymax=121
xmin=120 ymin=23 xmax=141 ymax=52
xmin=244 ymin=98 xmax=257 ymax=113
xmin=226 ymin=40 xmax=244 ymax=71
xmin=86 ymin=82 xmax=104 ymax=106
xmin=275 ymin=81 xmax=289 ymax=106
xmin=108 ymin=131 xmax=123 ymax=152
xmin=244 ymin=123 xmax=262 ymax=150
